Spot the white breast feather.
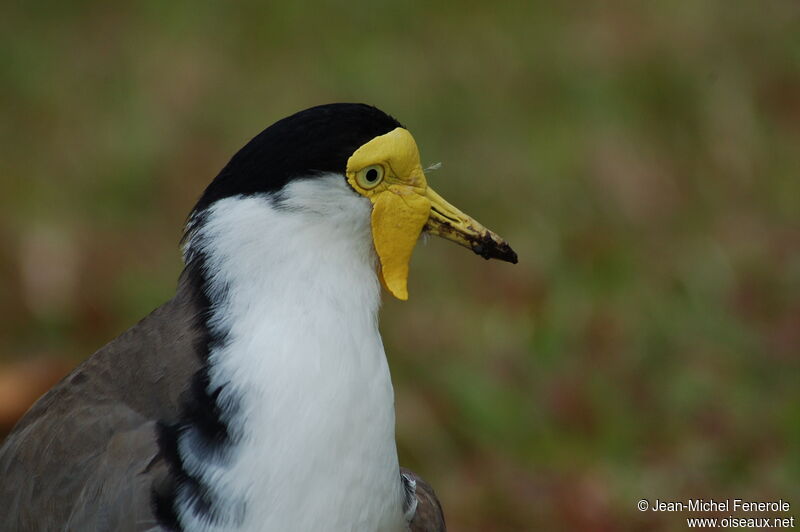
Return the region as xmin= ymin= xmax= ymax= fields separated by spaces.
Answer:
xmin=178 ymin=174 xmax=407 ymax=532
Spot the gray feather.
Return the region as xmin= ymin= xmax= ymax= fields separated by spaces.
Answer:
xmin=0 ymin=277 xmax=201 ymax=531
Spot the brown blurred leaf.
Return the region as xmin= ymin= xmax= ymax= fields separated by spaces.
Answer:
xmin=0 ymin=358 xmax=73 ymax=437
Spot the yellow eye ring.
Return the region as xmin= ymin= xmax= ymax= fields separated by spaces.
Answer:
xmin=355 ymin=164 xmax=385 ymax=189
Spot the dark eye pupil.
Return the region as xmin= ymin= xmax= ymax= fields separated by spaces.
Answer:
xmin=365 ymin=168 xmax=379 ymax=182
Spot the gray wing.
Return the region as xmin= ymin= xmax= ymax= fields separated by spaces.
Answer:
xmin=0 ymin=279 xmax=201 ymax=532
xmin=63 ymin=417 xmax=165 ymax=532
xmin=402 ymin=467 xmax=447 ymax=532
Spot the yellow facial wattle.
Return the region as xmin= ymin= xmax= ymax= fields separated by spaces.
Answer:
xmin=346 ymin=127 xmax=517 ymax=301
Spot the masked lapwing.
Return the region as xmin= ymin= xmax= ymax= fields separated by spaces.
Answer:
xmin=0 ymin=103 xmax=517 ymax=531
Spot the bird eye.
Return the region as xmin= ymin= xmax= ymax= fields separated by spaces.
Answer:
xmin=355 ymin=164 xmax=385 ymax=189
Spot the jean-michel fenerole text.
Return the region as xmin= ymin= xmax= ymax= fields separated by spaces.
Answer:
xmin=650 ymin=499 xmax=790 ymax=513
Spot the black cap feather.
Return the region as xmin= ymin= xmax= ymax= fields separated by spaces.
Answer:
xmin=192 ymin=103 xmax=402 ymax=213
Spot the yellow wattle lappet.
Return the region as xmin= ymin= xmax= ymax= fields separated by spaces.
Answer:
xmin=346 ymin=127 xmax=517 ymax=300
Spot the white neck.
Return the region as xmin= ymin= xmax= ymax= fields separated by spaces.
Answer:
xmin=177 ymin=175 xmax=406 ymax=531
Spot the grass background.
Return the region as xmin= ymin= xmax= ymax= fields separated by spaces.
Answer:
xmin=1 ymin=1 xmax=799 ymax=530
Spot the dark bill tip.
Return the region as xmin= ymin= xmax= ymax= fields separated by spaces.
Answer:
xmin=470 ymin=233 xmax=518 ymax=264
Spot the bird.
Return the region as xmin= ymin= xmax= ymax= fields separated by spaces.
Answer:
xmin=0 ymin=103 xmax=517 ymax=531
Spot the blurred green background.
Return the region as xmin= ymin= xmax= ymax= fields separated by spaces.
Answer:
xmin=1 ymin=1 xmax=799 ymax=530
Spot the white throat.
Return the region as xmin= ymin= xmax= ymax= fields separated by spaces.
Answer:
xmin=178 ymin=175 xmax=406 ymax=531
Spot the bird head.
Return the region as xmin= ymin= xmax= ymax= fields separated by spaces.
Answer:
xmin=191 ymin=103 xmax=517 ymax=300
xmin=344 ymin=125 xmax=517 ymax=299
